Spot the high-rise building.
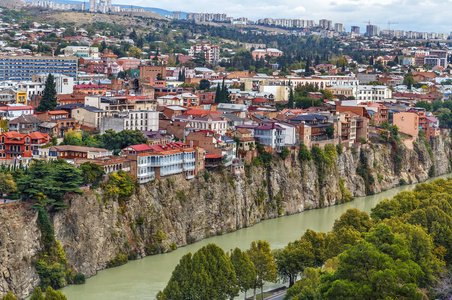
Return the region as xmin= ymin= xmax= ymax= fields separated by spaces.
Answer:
xmin=319 ymin=19 xmax=333 ymax=30
xmin=334 ymin=23 xmax=344 ymax=33
xmin=351 ymin=26 xmax=360 ymax=34
xmin=89 ymin=0 xmax=96 ymax=12
xmin=172 ymin=11 xmax=180 ymax=20
xmin=366 ymin=25 xmax=380 ymax=37
xmin=0 ymin=56 xmax=78 ymax=81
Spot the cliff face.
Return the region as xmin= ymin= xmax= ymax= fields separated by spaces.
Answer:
xmin=0 ymin=207 xmax=41 ymax=299
xmin=1 ymin=136 xmax=451 ymax=298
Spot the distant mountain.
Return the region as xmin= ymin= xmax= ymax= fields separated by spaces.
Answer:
xmin=24 ymin=0 xmax=187 ymax=18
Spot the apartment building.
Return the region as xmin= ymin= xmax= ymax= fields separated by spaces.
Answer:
xmin=186 ymin=130 xmax=236 ymax=166
xmin=0 ymin=56 xmax=78 ymax=81
xmin=99 ymin=110 xmax=159 ymax=134
xmin=251 ymin=48 xmax=284 ymax=60
xmin=189 ymin=44 xmax=220 ymax=64
xmin=254 ymin=123 xmax=285 ymax=150
xmin=0 ymin=131 xmax=51 ymax=162
xmin=188 ymin=114 xmax=228 ymax=135
xmin=131 ymin=142 xmax=198 ymax=183
xmin=63 ymin=46 xmax=100 ymax=58
xmin=356 ymin=86 xmax=392 ymax=102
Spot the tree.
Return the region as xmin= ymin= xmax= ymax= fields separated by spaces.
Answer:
xmin=230 ymin=248 xmax=256 ymax=299
xmin=214 ymin=83 xmax=221 ymax=103
xmin=274 ymin=239 xmax=314 ymax=287
xmin=247 ymin=240 xmax=278 ymax=300
xmin=36 ymin=74 xmax=57 ymax=112
xmin=332 ymin=208 xmax=373 ymax=233
xmin=103 ymin=170 xmax=134 ymax=202
xmin=30 ymin=287 xmax=45 ymax=300
xmin=43 ymin=286 xmax=67 ymax=300
xmin=325 ymin=126 xmax=334 ymax=138
xmin=298 ymin=143 xmax=312 ymax=162
xmin=288 ymin=88 xmax=294 ymax=109
xmin=279 ymin=147 xmax=290 ymax=160
xmin=415 ymin=101 xmax=433 ymax=112
xmin=283 ymin=267 xmax=321 ymax=300
xmin=1 ymin=293 xmax=17 ymax=300
xmin=319 ymin=226 xmax=424 ymax=300
xmin=79 ymin=162 xmax=105 ymax=186
xmin=321 ymin=89 xmax=334 ymax=100
xmin=128 ymin=46 xmax=142 ymax=58
xmin=100 ymin=130 xmax=147 ymax=154
xmin=159 ymin=244 xmax=239 ymax=300
xmin=198 ymin=79 xmax=211 ymax=91
xmin=0 ymin=172 xmax=16 ymax=195
xmin=61 ymin=129 xmax=83 ymax=145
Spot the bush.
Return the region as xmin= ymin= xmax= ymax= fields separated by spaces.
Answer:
xmin=34 ymin=260 xmax=66 ymax=290
xmin=279 ymin=147 xmax=290 ymax=160
xmin=73 ymin=273 xmax=86 ymax=284
xmin=298 ymin=143 xmax=312 ymax=162
xmin=336 ymin=144 xmax=343 ymax=155
xmin=107 ymin=253 xmax=128 ymax=268
xmin=203 ymin=170 xmax=210 ymax=181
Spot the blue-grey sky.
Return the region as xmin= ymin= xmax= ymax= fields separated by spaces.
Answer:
xmin=115 ymin=0 xmax=451 ymax=34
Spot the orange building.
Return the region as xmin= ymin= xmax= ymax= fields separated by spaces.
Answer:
xmin=74 ymin=84 xmax=108 ymax=96
xmin=0 ymin=131 xmax=50 ymax=162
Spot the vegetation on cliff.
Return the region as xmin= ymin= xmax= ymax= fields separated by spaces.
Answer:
xmin=158 ymin=178 xmax=452 ymax=300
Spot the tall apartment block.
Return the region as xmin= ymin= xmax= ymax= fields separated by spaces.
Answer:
xmin=0 ymin=56 xmax=78 ymax=81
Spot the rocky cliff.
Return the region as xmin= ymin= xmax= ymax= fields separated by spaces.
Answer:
xmin=1 ymin=136 xmax=451 ymax=298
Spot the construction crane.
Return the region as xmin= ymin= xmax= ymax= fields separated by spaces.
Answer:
xmin=363 ymin=20 xmax=371 ymax=26
xmin=388 ymin=21 xmax=399 ymax=31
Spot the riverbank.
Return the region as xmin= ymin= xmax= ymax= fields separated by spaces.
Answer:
xmin=59 ymin=172 xmax=452 ymax=299
xmin=3 ymin=136 xmax=451 ymax=299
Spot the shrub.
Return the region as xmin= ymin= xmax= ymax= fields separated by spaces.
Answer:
xmin=73 ymin=273 xmax=86 ymax=284
xmin=107 ymin=253 xmax=128 ymax=268
xmin=298 ymin=143 xmax=312 ymax=162
xmin=279 ymin=147 xmax=290 ymax=160
xmin=203 ymin=170 xmax=210 ymax=181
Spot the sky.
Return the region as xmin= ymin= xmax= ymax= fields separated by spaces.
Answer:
xmin=113 ymin=0 xmax=451 ymax=34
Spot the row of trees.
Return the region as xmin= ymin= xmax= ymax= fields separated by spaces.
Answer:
xmin=2 ymin=287 xmax=67 ymax=300
xmin=158 ymin=178 xmax=452 ymax=300
xmin=157 ymin=241 xmax=277 ymax=300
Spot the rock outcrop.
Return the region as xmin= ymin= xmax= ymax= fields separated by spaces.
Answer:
xmin=1 ymin=136 xmax=451 ymax=298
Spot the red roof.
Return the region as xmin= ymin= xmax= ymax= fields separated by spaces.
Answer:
xmin=74 ymin=84 xmax=105 ymax=89
xmin=205 ymin=154 xmax=223 ymax=158
xmin=126 ymin=144 xmax=152 ymax=152
xmin=0 ymin=106 xmax=34 ymax=111
xmin=184 ymin=109 xmax=221 ymax=116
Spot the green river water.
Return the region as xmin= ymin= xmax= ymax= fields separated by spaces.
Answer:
xmin=60 ymin=174 xmax=451 ymax=299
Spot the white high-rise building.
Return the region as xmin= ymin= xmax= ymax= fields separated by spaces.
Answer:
xmin=89 ymin=0 xmax=97 ymax=12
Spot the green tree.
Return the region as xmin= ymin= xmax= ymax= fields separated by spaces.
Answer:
xmin=43 ymin=286 xmax=67 ymax=300
xmin=298 ymin=143 xmax=312 ymax=162
xmin=198 ymin=79 xmax=211 ymax=90
xmin=288 ymin=88 xmax=294 ymax=109
xmin=100 ymin=130 xmax=147 ymax=154
xmin=159 ymin=244 xmax=239 ymax=300
xmin=325 ymin=126 xmax=334 ymax=138
xmin=332 ymin=208 xmax=373 ymax=233
xmin=247 ymin=240 xmax=278 ymax=300
xmin=415 ymin=101 xmax=433 ymax=112
xmin=230 ymin=248 xmax=256 ymax=299
xmin=274 ymin=239 xmax=315 ymax=287
xmin=283 ymin=267 xmax=321 ymax=300
xmin=280 ymin=147 xmax=290 ymax=160
xmin=37 ymin=74 xmax=57 ymax=112
xmin=79 ymin=162 xmax=105 ymax=186
xmin=30 ymin=287 xmax=45 ymax=300
xmin=0 ymin=173 xmax=16 ymax=195
xmin=103 ymin=170 xmax=134 ymax=202
xmin=1 ymin=292 xmax=17 ymax=300
xmin=319 ymin=226 xmax=424 ymax=299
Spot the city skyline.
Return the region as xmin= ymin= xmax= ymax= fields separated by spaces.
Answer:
xmin=107 ymin=0 xmax=451 ymax=33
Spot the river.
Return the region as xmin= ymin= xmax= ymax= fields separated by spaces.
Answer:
xmin=60 ymin=174 xmax=451 ymax=299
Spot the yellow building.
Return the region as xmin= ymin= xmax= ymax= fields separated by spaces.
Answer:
xmin=16 ymin=91 xmax=27 ymax=105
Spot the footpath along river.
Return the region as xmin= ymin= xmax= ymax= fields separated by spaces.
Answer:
xmin=60 ymin=173 xmax=452 ymax=299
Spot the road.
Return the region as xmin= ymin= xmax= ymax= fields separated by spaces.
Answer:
xmin=264 ymin=291 xmax=286 ymax=300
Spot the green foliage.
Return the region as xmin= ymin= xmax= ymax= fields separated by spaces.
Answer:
xmin=284 ymin=267 xmax=321 ymax=300
xmin=298 ymin=143 xmax=312 ymax=162
xmin=0 ymin=172 xmax=16 ymax=195
xmin=338 ymin=178 xmax=353 ymax=203
xmin=247 ymin=240 xmax=278 ymax=299
xmin=274 ymin=239 xmax=314 ymax=287
xmin=107 ymin=253 xmax=128 ymax=268
xmin=230 ymin=248 xmax=256 ymax=294
xmin=79 ymin=162 xmax=105 ymax=186
xmin=333 ymin=208 xmax=373 ymax=233
xmin=103 ymin=171 xmax=134 ymax=202
xmin=36 ymin=74 xmax=57 ymax=112
xmin=280 ymin=147 xmax=290 ymax=160
xmin=356 ymin=151 xmax=374 ymax=195
xmin=160 ymin=244 xmax=239 ymax=300
xmin=73 ymin=273 xmax=86 ymax=284
xmin=100 ymin=130 xmax=147 ymax=154
xmin=34 ymin=260 xmax=66 ymax=290
xmin=335 ymin=144 xmax=343 ymax=155
xmin=203 ymin=170 xmax=210 ymax=181
xmin=18 ymin=160 xmax=83 ymax=209
xmin=319 ymin=225 xmax=424 ymax=300
xmin=1 ymin=292 xmax=17 ymax=300
xmin=415 ymin=101 xmax=433 ymax=112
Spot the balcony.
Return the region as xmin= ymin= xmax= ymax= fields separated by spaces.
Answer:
xmin=183 ymin=165 xmax=196 ymax=172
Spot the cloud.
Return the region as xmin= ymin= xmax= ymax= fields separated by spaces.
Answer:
xmin=118 ymin=0 xmax=451 ymax=33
